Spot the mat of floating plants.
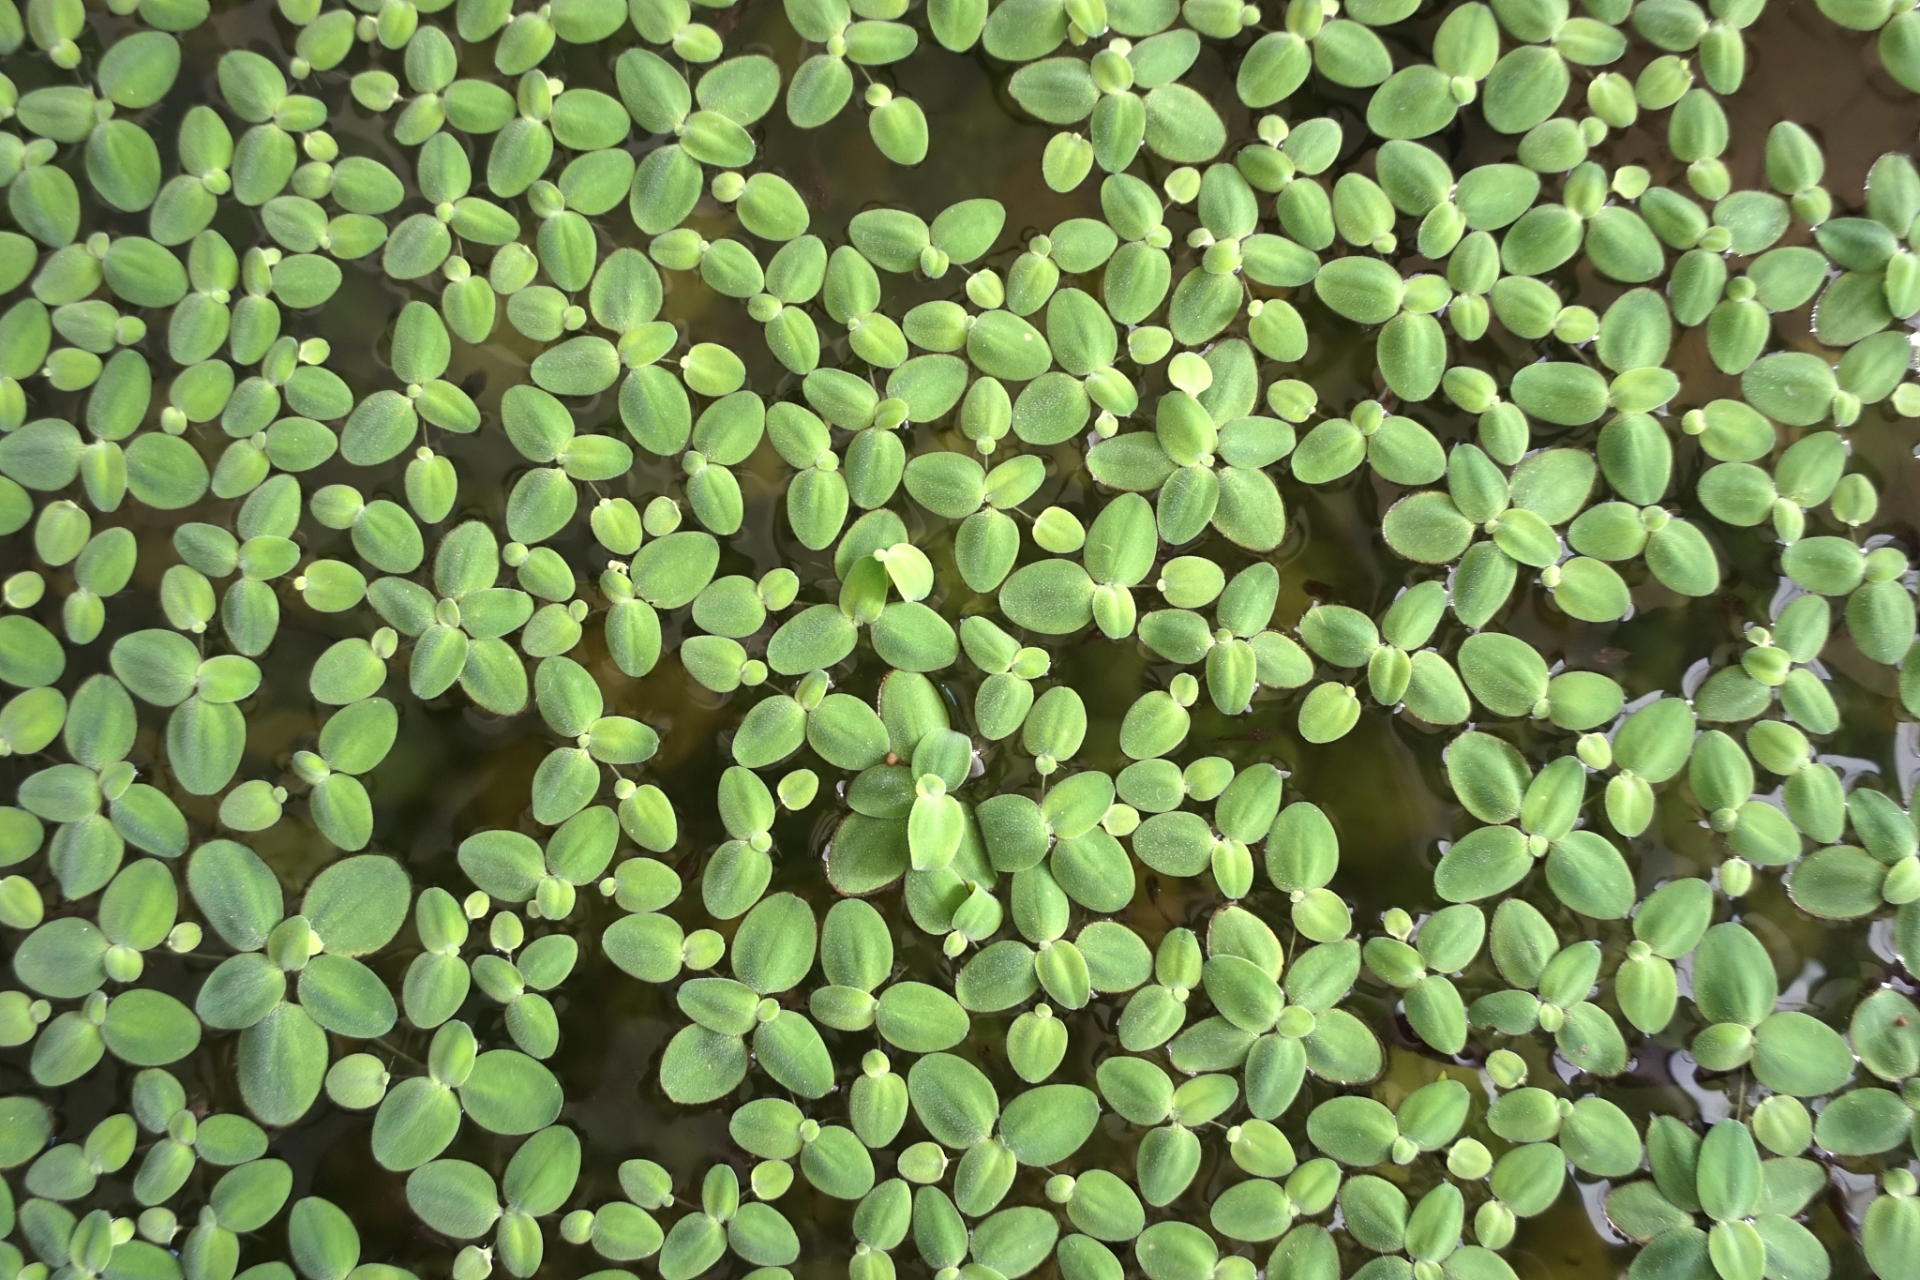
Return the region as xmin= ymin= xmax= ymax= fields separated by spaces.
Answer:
xmin=4 ymin=0 xmax=1920 ymax=1278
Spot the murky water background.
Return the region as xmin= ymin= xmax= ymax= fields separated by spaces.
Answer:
xmin=6 ymin=0 xmax=1920 ymax=1275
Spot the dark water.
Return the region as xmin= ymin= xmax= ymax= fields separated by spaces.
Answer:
xmin=5 ymin=0 xmax=1920 ymax=1277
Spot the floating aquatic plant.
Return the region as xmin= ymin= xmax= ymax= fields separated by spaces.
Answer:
xmin=3 ymin=0 xmax=1920 ymax=1278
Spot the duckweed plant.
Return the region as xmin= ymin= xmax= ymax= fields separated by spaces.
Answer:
xmin=3 ymin=0 xmax=1920 ymax=1278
